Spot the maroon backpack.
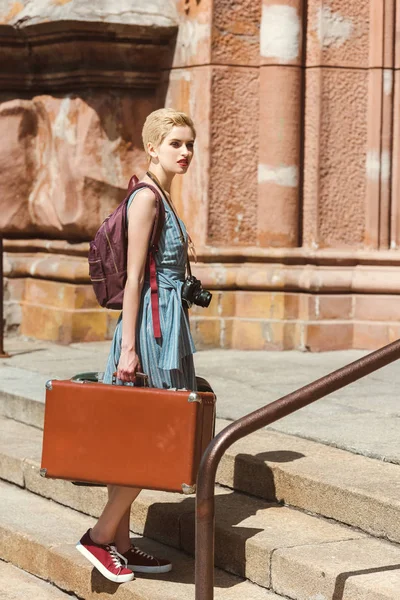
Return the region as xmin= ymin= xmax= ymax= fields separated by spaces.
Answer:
xmin=88 ymin=175 xmax=165 ymax=338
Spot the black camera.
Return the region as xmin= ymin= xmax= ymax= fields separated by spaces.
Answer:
xmin=181 ymin=276 xmax=212 ymax=308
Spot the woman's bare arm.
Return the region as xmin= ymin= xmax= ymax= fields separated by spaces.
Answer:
xmin=116 ymin=187 xmax=157 ymax=382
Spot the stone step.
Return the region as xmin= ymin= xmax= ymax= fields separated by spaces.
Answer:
xmin=0 ymin=480 xmax=279 ymax=600
xmin=3 ymin=479 xmax=400 ymax=600
xmin=1 ymin=414 xmax=400 ymax=597
xmin=2 ymin=385 xmax=400 ymax=546
xmin=0 ymin=561 xmax=72 ymax=599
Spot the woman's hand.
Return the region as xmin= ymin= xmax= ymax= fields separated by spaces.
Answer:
xmin=116 ymin=349 xmax=141 ymax=383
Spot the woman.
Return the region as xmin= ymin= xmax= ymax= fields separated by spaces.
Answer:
xmin=76 ymin=108 xmax=197 ymax=583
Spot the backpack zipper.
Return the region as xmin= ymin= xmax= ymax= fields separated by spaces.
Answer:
xmin=104 ymin=223 xmax=118 ymax=273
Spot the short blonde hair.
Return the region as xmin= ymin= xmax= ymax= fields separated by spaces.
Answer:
xmin=142 ymin=108 xmax=196 ymax=158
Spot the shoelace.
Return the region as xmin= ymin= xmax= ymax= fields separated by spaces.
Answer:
xmin=130 ymin=546 xmax=157 ymax=562
xmin=107 ymin=545 xmax=127 ymax=572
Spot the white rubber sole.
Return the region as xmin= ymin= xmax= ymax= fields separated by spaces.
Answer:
xmin=76 ymin=542 xmax=135 ymax=583
xmin=126 ymin=562 xmax=172 ymax=574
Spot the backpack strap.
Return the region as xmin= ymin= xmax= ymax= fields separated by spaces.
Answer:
xmin=127 ymin=181 xmax=165 ymax=339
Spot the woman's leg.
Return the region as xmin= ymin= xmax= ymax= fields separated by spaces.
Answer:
xmin=105 ymin=485 xmax=138 ymax=553
xmin=90 ymin=485 xmax=141 ymax=546
xmin=112 ymin=506 xmax=132 ymax=554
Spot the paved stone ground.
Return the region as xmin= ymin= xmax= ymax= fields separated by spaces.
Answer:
xmin=2 ymin=336 xmax=400 ymax=464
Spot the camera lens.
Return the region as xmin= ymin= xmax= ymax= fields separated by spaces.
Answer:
xmin=195 ymin=290 xmax=212 ymax=308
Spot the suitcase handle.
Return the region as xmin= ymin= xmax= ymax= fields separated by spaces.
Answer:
xmin=112 ymin=371 xmax=149 ymax=387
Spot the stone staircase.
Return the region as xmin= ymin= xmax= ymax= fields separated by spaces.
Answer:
xmin=1 ymin=388 xmax=400 ymax=598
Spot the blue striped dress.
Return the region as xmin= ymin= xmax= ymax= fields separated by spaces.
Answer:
xmin=103 ymin=188 xmax=197 ymax=390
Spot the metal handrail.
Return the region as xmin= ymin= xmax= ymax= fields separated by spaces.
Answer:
xmin=195 ymin=338 xmax=400 ymax=599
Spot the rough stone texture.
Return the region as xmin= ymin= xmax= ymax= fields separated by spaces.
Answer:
xmin=0 ymin=480 xmax=278 ymax=600
xmin=1 ymin=0 xmax=400 ymax=349
xmin=2 ymin=407 xmax=400 ymax=551
xmin=207 ymin=66 xmax=259 ymax=245
xmin=2 ymin=425 xmax=400 ymax=599
xmin=214 ymin=419 xmax=400 ymax=544
xmin=179 ymin=487 xmax=365 ymax=588
xmin=0 ymin=93 xmax=155 ymax=240
xmin=8 ymin=261 xmax=400 ymax=347
xmin=272 ymin=538 xmax=400 ymax=600
xmin=0 ymin=417 xmax=374 ymax=590
xmin=172 ymin=0 xmax=212 ymax=68
xmin=211 ymin=0 xmax=260 ymax=65
xmin=164 ymin=66 xmax=212 ymax=247
xmin=0 ymin=561 xmax=73 ymax=599
xmin=391 ymin=68 xmax=400 ymax=246
xmin=303 ymin=67 xmax=368 ymax=248
xmin=3 ymin=278 xmax=24 ymax=334
xmin=306 ymin=0 xmax=370 ymax=67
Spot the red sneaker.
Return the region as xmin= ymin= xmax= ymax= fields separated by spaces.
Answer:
xmin=122 ymin=545 xmax=172 ymax=574
xmin=76 ymin=529 xmax=134 ymax=583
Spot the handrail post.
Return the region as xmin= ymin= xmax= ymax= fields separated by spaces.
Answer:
xmin=195 ymin=445 xmax=219 ymax=600
xmin=0 ymin=236 xmax=9 ymax=358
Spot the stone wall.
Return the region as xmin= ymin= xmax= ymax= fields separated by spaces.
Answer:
xmin=2 ymin=0 xmax=400 ymax=351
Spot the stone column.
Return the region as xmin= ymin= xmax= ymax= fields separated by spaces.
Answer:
xmin=390 ymin=0 xmax=400 ymax=247
xmin=257 ymin=0 xmax=305 ymax=247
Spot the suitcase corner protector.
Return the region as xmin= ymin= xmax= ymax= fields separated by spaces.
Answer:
xmin=45 ymin=380 xmax=53 ymax=391
xmin=40 ymin=468 xmax=47 ymax=478
xmin=188 ymin=392 xmax=202 ymax=404
xmin=182 ymin=483 xmax=196 ymax=494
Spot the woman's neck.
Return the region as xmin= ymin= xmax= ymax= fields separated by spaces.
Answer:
xmin=147 ymin=165 xmax=174 ymax=194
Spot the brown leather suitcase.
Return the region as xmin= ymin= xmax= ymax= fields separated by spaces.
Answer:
xmin=40 ymin=375 xmax=216 ymax=494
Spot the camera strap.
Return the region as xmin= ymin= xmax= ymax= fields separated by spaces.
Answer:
xmin=146 ymin=171 xmax=192 ymax=278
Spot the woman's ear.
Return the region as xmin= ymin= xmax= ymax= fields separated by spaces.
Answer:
xmin=147 ymin=142 xmax=158 ymax=159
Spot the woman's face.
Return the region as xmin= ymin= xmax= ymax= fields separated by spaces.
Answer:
xmin=151 ymin=125 xmax=195 ymax=174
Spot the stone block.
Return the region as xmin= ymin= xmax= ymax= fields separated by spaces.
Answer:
xmin=284 ymin=294 xmax=301 ymax=319
xmin=21 ymin=304 xmax=108 ymax=344
xmin=106 ymin=310 xmax=120 ymax=339
xmin=24 ymin=279 xmax=98 ymax=310
xmin=353 ymin=322 xmax=389 ymax=350
xmin=231 ymin=320 xmax=295 ymax=351
xmin=190 ymin=291 xmax=236 ymax=318
xmin=303 ymin=322 xmax=353 ymax=351
xmin=272 ymin=537 xmax=400 ymax=600
xmin=191 ymin=317 xmax=221 ymax=349
xmin=354 ymin=295 xmax=400 ymax=321
xmin=235 ymin=292 xmax=274 ymax=319
xmin=308 ymin=295 xmax=353 ymax=320
xmin=70 ymin=310 xmax=109 ymax=343
xmin=3 ymin=277 xmax=25 ymax=302
xmin=3 ymin=277 xmax=24 ymax=332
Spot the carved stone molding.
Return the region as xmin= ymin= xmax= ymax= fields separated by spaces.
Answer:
xmin=5 ymin=248 xmax=400 ymax=295
xmin=0 ymin=1 xmax=178 ymax=91
xmin=6 ymin=239 xmax=400 ymax=268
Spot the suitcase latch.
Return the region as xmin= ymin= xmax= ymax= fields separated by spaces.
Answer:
xmin=188 ymin=392 xmax=202 ymax=404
